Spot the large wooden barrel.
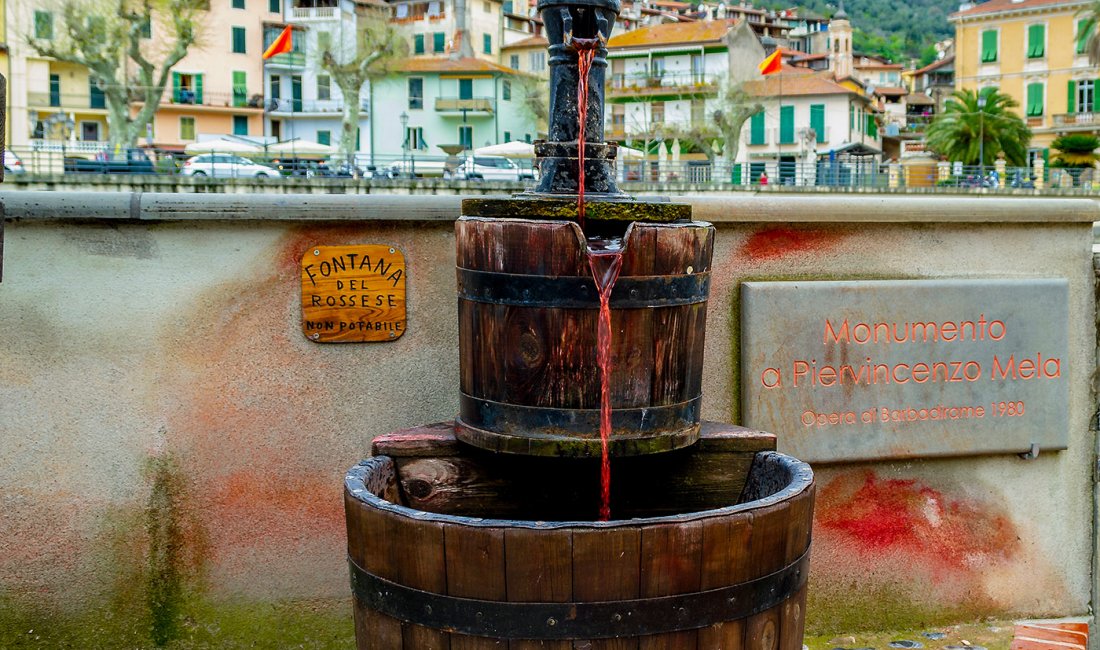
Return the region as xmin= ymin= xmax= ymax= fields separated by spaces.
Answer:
xmin=455 ymin=214 xmax=715 ymax=457
xmin=344 ymin=422 xmax=815 ymax=649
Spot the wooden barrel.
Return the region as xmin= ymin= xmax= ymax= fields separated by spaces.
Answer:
xmin=344 ymin=423 xmax=815 ymax=649
xmin=455 ymin=215 xmax=715 ymax=457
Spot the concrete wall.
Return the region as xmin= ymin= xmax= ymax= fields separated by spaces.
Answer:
xmin=0 ymin=192 xmax=1096 ymax=647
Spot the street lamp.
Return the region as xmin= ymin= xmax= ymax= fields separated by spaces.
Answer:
xmin=977 ymin=94 xmax=987 ymax=180
xmin=400 ymin=111 xmax=409 ymax=175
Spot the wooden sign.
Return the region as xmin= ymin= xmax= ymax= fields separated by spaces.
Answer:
xmin=301 ymin=245 xmax=406 ymax=343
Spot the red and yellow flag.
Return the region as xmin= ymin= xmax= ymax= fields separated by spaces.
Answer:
xmin=263 ymin=25 xmax=293 ymax=60
xmin=758 ymin=49 xmax=782 ymax=75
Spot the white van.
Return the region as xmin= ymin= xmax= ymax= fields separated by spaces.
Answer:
xmin=446 ymin=156 xmax=535 ymax=181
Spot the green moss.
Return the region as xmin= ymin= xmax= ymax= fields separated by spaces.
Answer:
xmin=804 ymin=619 xmax=1015 ymax=650
xmin=460 ymin=196 xmax=691 ymax=223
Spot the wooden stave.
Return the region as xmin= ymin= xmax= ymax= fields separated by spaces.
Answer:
xmin=344 ymin=450 xmax=814 ymax=649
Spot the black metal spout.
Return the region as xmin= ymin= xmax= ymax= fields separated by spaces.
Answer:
xmin=534 ymin=0 xmax=623 ymax=196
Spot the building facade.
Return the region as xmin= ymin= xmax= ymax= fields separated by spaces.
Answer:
xmin=951 ymin=0 xmax=1098 ymax=156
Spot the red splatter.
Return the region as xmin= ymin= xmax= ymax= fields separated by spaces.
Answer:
xmin=739 ymin=226 xmax=843 ymax=261
xmin=816 ymin=472 xmax=1018 ymax=571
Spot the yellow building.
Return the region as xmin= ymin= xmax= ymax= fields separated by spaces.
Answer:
xmin=950 ymin=0 xmax=1098 ymax=159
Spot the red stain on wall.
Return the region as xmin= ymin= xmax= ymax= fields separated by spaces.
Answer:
xmin=739 ymin=226 xmax=844 ymax=261
xmin=816 ymin=472 xmax=1019 ymax=576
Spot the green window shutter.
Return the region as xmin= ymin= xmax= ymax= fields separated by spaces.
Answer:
xmin=414 ymin=34 xmax=424 ymax=54
xmin=483 ymin=33 xmax=491 ymax=54
xmin=1078 ymin=19 xmax=1092 ymax=54
xmin=34 ymin=11 xmax=53 ymax=40
xmin=232 ymin=26 xmax=246 ymax=53
xmin=172 ymin=72 xmax=181 ymax=102
xmin=866 ymin=114 xmax=878 ymax=138
xmin=459 ymin=78 xmax=473 ymax=100
xmin=849 ymin=104 xmax=854 ymax=130
xmin=195 ymin=74 xmax=204 ymax=104
xmin=433 ymin=32 xmax=445 ymax=53
xmin=981 ymin=30 xmax=997 ymax=63
xmin=233 ymin=70 xmax=247 ymax=106
xmin=1068 ymin=80 xmax=1077 ymax=113
xmin=1026 ymin=83 xmax=1043 ymax=116
xmin=810 ymin=104 xmax=825 ymax=143
xmin=269 ymin=0 xmax=280 ymax=12
xmin=779 ymin=105 xmax=794 ymax=144
xmin=233 ymin=115 xmax=248 ymax=135
xmin=232 ymin=0 xmax=245 ymax=8
xmin=317 ymin=130 xmax=331 ymax=146
xmin=750 ymin=111 xmax=765 ymax=145
xmin=1027 ymin=24 xmax=1045 ymax=58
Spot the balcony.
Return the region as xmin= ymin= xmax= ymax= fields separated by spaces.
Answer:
xmin=28 ymin=92 xmax=107 ymax=111
xmin=267 ymin=97 xmax=346 ymax=114
xmin=156 ymin=90 xmax=265 ymax=111
xmin=265 ymin=51 xmax=306 ymax=69
xmin=290 ymin=5 xmax=336 ymax=19
xmin=1053 ymin=112 xmax=1099 ymax=128
xmin=435 ymin=97 xmax=494 ymax=114
xmin=607 ymin=72 xmax=719 ymax=99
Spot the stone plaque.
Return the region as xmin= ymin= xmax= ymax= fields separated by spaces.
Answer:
xmin=741 ymin=279 xmax=1069 ymax=462
xmin=301 ymin=245 xmax=406 ymax=343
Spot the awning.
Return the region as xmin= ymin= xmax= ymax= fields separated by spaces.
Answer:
xmin=820 ymin=142 xmax=882 ymax=157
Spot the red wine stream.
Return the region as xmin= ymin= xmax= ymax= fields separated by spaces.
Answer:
xmin=574 ymin=39 xmax=621 ymax=521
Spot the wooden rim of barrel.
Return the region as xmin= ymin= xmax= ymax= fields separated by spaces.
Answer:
xmin=344 ymin=426 xmax=814 ymax=646
xmin=455 ymin=216 xmax=716 ymax=457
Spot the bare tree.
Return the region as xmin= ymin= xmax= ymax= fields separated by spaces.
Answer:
xmin=320 ymin=8 xmax=408 ymax=168
xmin=711 ymin=81 xmax=763 ymax=165
xmin=513 ymin=73 xmax=548 ymax=138
xmin=29 ymin=0 xmax=206 ymax=149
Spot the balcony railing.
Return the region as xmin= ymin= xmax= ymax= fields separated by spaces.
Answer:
xmin=268 ymin=97 xmax=345 ymax=113
xmin=290 ymin=5 xmax=336 ymax=19
xmin=162 ymin=90 xmax=264 ymax=109
xmin=435 ymin=97 xmax=494 ymax=113
xmin=1053 ymin=112 xmax=1098 ymax=127
xmin=29 ymin=92 xmax=112 ymax=110
xmin=265 ymin=51 xmax=306 ymax=68
xmin=608 ymin=72 xmax=719 ymax=95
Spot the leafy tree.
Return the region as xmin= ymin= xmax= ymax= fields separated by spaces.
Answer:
xmin=924 ymin=88 xmax=1031 ymax=166
xmin=919 ymin=44 xmax=939 ymax=67
xmin=1080 ymin=5 xmax=1100 ymax=65
xmin=320 ymin=9 xmax=408 ymax=169
xmin=29 ymin=0 xmax=206 ymax=149
xmin=1050 ymin=134 xmax=1100 ymax=168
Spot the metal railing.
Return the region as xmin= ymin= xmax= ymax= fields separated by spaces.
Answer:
xmin=608 ymin=72 xmax=720 ymax=94
xmin=268 ymin=98 xmax=345 ymax=113
xmin=435 ymin=97 xmax=495 ymax=112
xmin=4 ymin=144 xmax=1095 ymax=193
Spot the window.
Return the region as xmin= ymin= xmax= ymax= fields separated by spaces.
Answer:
xmin=1026 ymin=82 xmax=1044 ymax=116
xmin=865 ymin=113 xmax=878 ymax=138
xmin=233 ymin=115 xmax=249 ymax=135
xmin=1027 ymin=24 xmax=1045 ymax=59
xmin=779 ymin=105 xmax=794 ymax=144
xmin=459 ymin=125 xmax=473 ymax=149
xmin=810 ymin=103 xmax=825 ymax=143
xmin=264 ymin=25 xmax=301 ymax=54
xmin=90 ymin=77 xmax=106 ymax=109
xmin=180 ymin=116 xmax=196 ymax=140
xmin=414 ymin=34 xmax=425 ymax=54
xmin=1075 ymin=79 xmax=1095 ymax=113
xmin=691 ymin=98 xmax=705 ymax=124
xmin=509 ymin=54 xmax=519 ymax=69
xmin=140 ymin=15 xmax=152 ymax=38
xmin=651 ymin=101 xmax=664 ymax=124
xmin=408 ymin=77 xmax=424 ymax=109
xmin=483 ymin=33 xmax=492 ymax=54
xmin=232 ymin=26 xmax=246 ymax=53
xmin=232 ymin=0 xmax=244 ymax=8
xmin=405 ymin=126 xmax=425 ymax=150
xmin=270 ymin=74 xmax=281 ymax=100
xmin=48 ymin=74 xmax=61 ymax=107
xmin=318 ymin=74 xmax=331 ymax=100
xmin=34 ymin=11 xmax=53 ymax=40
xmin=291 ymin=75 xmax=302 ymax=110
xmin=749 ymin=111 xmax=765 ymax=144
xmin=270 ymin=0 xmax=280 ymax=12
xmin=524 ymin=133 xmax=531 ymax=143
xmin=459 ymin=78 xmax=473 ymax=100
xmin=981 ymin=29 xmax=997 ymax=63
xmin=317 ymin=130 xmax=331 ymax=146
xmin=232 ymin=70 xmax=247 ymax=106
xmin=317 ymin=30 xmax=331 ymax=52
xmin=433 ymin=32 xmax=445 ymax=53
xmin=503 ymin=130 xmax=511 ymax=142
xmin=529 ymin=51 xmax=545 ymax=71
xmin=483 ymin=0 xmax=491 ymax=11
xmin=502 ymin=80 xmax=511 ymax=101
xmin=1077 ymin=19 xmax=1091 ymax=55
xmin=173 ymin=72 xmax=203 ymax=104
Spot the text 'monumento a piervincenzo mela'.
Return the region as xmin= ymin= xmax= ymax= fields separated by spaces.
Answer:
xmin=300 ymin=245 xmax=406 ymax=343
xmin=741 ymin=279 xmax=1069 ymax=462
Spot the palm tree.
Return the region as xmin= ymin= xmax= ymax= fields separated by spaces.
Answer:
xmin=1078 ymin=3 xmax=1100 ymax=64
xmin=924 ymin=88 xmax=1031 ymax=166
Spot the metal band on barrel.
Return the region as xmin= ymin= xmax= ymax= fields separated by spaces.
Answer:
xmin=457 ymin=268 xmax=710 ymax=308
xmin=459 ymin=393 xmax=700 ymax=436
xmin=350 ymin=548 xmax=809 ymax=639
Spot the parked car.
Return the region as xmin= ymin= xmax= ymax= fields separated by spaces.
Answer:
xmin=4 ymin=150 xmax=25 ymax=175
xmin=445 ymin=156 xmax=534 ymax=181
xmin=180 ymin=154 xmax=278 ymax=178
xmin=64 ymin=148 xmax=156 ymax=174
xmin=271 ymin=157 xmax=352 ymax=178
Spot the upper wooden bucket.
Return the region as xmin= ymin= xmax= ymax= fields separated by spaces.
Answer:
xmin=454 ymin=215 xmax=716 ymax=457
xmin=344 ymin=423 xmax=815 ymax=648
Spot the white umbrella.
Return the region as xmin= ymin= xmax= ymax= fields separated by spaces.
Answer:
xmin=267 ymin=139 xmax=339 ymax=155
xmin=473 ymin=141 xmax=535 ymax=158
xmin=184 ymin=139 xmax=262 ymax=155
